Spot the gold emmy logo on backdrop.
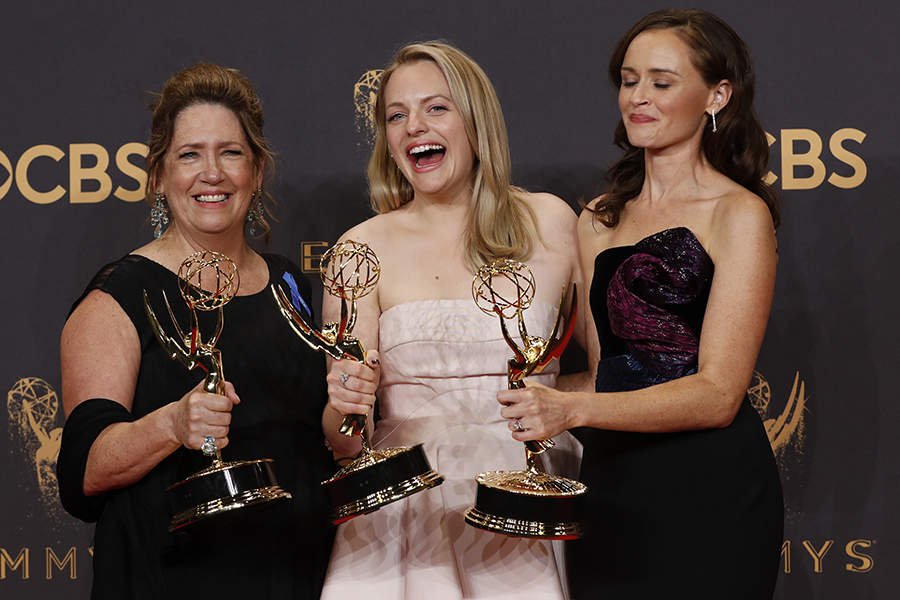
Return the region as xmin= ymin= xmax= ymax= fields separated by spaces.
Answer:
xmin=354 ymin=70 xmax=383 ymax=146
xmin=6 ymin=377 xmax=67 ymax=522
xmin=749 ymin=370 xmax=808 ymax=498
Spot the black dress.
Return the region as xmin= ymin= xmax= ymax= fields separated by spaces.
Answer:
xmin=58 ymin=254 xmax=336 ymax=600
xmin=567 ymin=228 xmax=783 ymax=599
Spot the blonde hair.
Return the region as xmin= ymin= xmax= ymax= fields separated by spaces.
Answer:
xmin=367 ymin=41 xmax=538 ymax=271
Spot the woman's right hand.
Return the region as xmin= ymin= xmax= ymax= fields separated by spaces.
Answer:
xmin=169 ymin=380 xmax=241 ymax=451
xmin=327 ymin=351 xmax=380 ymax=417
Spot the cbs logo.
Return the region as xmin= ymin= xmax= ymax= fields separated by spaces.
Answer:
xmin=768 ymin=128 xmax=866 ymax=190
xmin=0 ymin=143 xmax=147 ymax=203
xmin=0 ymin=128 xmax=868 ymax=203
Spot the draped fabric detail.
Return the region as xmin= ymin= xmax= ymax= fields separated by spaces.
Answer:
xmin=572 ymin=226 xmax=783 ymax=598
xmin=607 ymin=228 xmax=713 ymax=377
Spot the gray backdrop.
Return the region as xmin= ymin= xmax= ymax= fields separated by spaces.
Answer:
xmin=1 ymin=1 xmax=895 ymax=598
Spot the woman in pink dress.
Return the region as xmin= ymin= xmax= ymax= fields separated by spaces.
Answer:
xmin=319 ymin=42 xmax=585 ymax=599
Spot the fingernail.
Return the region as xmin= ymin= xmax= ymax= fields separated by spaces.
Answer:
xmin=371 ymin=359 xmax=380 ymax=366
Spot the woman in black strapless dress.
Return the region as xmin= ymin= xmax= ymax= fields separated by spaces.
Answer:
xmin=497 ymin=10 xmax=784 ymax=598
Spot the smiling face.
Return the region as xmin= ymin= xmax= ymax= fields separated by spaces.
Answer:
xmin=382 ymin=60 xmax=476 ymax=203
xmin=157 ymin=103 xmax=260 ymax=240
xmin=618 ymin=28 xmax=719 ymax=153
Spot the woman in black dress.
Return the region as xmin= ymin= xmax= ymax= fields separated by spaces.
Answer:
xmin=57 ymin=63 xmax=335 ymax=599
xmin=497 ymin=10 xmax=784 ymax=598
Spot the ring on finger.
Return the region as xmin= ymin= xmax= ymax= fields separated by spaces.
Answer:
xmin=339 ymin=372 xmax=350 ymax=387
xmin=201 ymin=435 xmax=218 ymax=456
xmin=513 ymin=418 xmax=524 ymax=432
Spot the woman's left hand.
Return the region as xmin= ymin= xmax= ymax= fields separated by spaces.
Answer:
xmin=498 ymin=380 xmax=576 ymax=442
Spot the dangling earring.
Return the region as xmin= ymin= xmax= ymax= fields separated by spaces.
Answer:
xmin=711 ymin=108 xmax=717 ymax=133
xmin=150 ymin=192 xmax=169 ymax=239
xmin=247 ymin=187 xmax=264 ymax=236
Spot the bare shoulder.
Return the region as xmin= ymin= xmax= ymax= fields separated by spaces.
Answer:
xmin=62 ymin=289 xmax=141 ymax=413
xmin=578 ymin=196 xmax=616 ymax=256
xmin=337 ymin=213 xmax=395 ymax=247
xmin=523 ymin=191 xmax=576 ymax=214
xmin=65 ymin=288 xmax=132 ymax=333
xmin=712 ymin=189 xmax=775 ymax=237
xmin=522 ymin=191 xmax=578 ymax=231
xmin=578 ymin=196 xmax=602 ymax=229
xmin=708 ymin=189 xmax=777 ymax=259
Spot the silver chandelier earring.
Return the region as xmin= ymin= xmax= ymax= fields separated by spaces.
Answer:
xmin=247 ymin=187 xmax=264 ymax=236
xmin=150 ymin=192 xmax=169 ymax=238
xmin=711 ymin=109 xmax=717 ymax=133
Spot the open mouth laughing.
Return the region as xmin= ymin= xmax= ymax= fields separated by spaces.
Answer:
xmin=408 ymin=143 xmax=446 ymax=169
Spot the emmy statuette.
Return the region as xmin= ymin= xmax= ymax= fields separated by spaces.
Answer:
xmin=144 ymin=250 xmax=291 ymax=532
xmin=271 ymin=240 xmax=443 ymax=524
xmin=464 ymin=259 xmax=587 ymax=539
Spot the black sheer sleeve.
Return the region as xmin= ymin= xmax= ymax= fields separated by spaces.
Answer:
xmin=57 ymin=398 xmax=135 ymax=522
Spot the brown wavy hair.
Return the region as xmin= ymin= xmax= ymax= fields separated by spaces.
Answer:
xmin=367 ymin=41 xmax=539 ymax=272
xmin=595 ymin=9 xmax=780 ymax=229
xmin=144 ymin=63 xmax=277 ymax=239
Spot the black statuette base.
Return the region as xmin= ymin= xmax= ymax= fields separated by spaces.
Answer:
xmin=322 ymin=443 xmax=443 ymax=524
xmin=166 ymin=458 xmax=291 ymax=532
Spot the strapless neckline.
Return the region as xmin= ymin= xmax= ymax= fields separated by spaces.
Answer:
xmin=380 ymin=297 xmax=561 ymax=319
xmin=595 ymin=227 xmax=710 ymax=263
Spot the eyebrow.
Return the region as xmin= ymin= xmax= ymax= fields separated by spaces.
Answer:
xmin=386 ymin=93 xmax=453 ymax=110
xmin=173 ymin=141 xmax=244 ymax=152
xmin=621 ymin=66 xmax=682 ymax=77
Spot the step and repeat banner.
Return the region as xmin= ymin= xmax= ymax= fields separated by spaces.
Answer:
xmin=1 ymin=1 xmax=895 ymax=598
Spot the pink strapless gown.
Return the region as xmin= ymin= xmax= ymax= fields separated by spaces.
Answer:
xmin=320 ymin=299 xmax=580 ymax=599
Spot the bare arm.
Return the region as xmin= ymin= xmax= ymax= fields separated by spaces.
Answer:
xmin=320 ymin=233 xmax=382 ymax=457
xmin=556 ymin=204 xmax=603 ymax=393
xmin=528 ymin=193 xmax=595 ymax=394
xmin=499 ymin=196 xmax=777 ymax=439
xmin=61 ymin=290 xmax=239 ymax=496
